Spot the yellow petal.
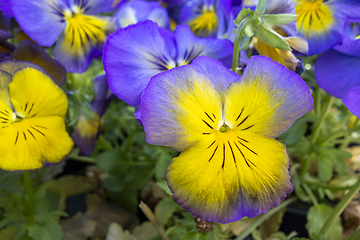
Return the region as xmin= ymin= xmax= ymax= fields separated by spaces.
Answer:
xmin=0 ymin=116 xmax=73 ymax=171
xmin=9 ymin=67 xmax=68 ymax=118
xmin=166 ymin=129 xmax=292 ymax=223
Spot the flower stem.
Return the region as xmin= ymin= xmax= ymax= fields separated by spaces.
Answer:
xmin=234 ymin=197 xmax=297 ymax=240
xmin=23 ymin=171 xmax=35 ymax=225
xmin=321 ymin=176 xmax=360 ymax=237
xmin=231 ymin=19 xmax=250 ymax=73
xmin=311 ymin=94 xmax=334 ymax=144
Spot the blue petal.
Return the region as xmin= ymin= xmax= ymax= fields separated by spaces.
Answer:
xmin=103 ymin=20 xmax=176 ymax=107
xmin=175 ymin=24 xmax=233 ymax=68
xmin=190 ymin=56 xmax=239 ymax=92
xmin=69 ymin=0 xmax=114 ymax=14
xmin=315 ymin=49 xmax=360 ymax=98
xmin=12 ymin=0 xmax=69 ymax=47
xmin=90 ymin=74 xmax=114 ymax=116
xmin=343 ymin=86 xmax=360 ymax=119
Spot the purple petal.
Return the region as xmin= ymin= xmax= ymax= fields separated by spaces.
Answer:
xmin=12 ymin=0 xmax=69 ymax=47
xmin=70 ymin=0 xmax=114 ymax=14
xmin=315 ymin=49 xmax=360 ymax=98
xmin=90 ymin=74 xmax=115 ymax=116
xmin=103 ymin=21 xmax=176 ymax=107
xmin=190 ymin=56 xmax=239 ymax=92
xmin=175 ymin=24 xmax=233 ymax=68
xmin=343 ymin=86 xmax=360 ymax=119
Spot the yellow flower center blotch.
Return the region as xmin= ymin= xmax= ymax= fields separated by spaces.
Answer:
xmin=295 ymin=0 xmax=334 ymax=36
xmin=189 ymin=5 xmax=218 ymax=37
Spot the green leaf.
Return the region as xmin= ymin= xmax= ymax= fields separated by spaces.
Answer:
xmin=0 ymin=226 xmax=17 ymax=240
xmin=154 ymin=153 xmax=171 ymax=180
xmin=255 ymin=0 xmax=269 ymax=14
xmin=318 ymin=152 xmax=333 ymax=181
xmin=306 ymin=204 xmax=342 ymax=240
xmin=262 ymin=14 xmax=297 ymax=26
xmin=104 ymin=175 xmax=125 ymax=192
xmin=96 ymin=147 xmax=129 ymax=175
xmin=28 ymin=224 xmax=51 ymax=240
xmin=180 ymin=231 xmax=202 ymax=240
xmin=157 ymin=180 xmax=173 ymax=196
xmin=155 ymin=197 xmax=178 ymax=226
xmin=255 ymin=25 xmax=291 ymax=50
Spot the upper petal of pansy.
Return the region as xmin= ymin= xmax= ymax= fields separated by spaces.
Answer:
xmin=175 ymin=25 xmax=233 ymax=68
xmin=69 ymin=0 xmax=114 ymax=14
xmin=53 ymin=15 xmax=113 ymax=73
xmin=12 ymin=0 xmax=70 ymax=47
xmin=140 ymin=65 xmax=224 ymax=151
xmin=295 ymin=0 xmax=345 ymax=55
xmin=166 ymin=130 xmax=292 ymax=223
xmin=224 ymin=56 xmax=313 ymax=138
xmin=0 ymin=115 xmax=73 ymax=171
xmin=190 ymin=56 xmax=239 ymax=93
xmin=315 ymin=49 xmax=360 ymax=98
xmin=333 ymin=23 xmax=360 ymax=58
xmin=336 ymin=0 xmax=360 ymax=21
xmin=103 ymin=21 xmax=176 ymax=107
xmin=116 ymin=0 xmax=170 ymax=29
xmin=12 ymin=41 xmax=67 ymax=86
xmin=343 ymin=86 xmax=360 ymax=119
xmin=9 ymin=67 xmax=68 ymax=118
xmin=90 ymin=75 xmax=114 ymax=116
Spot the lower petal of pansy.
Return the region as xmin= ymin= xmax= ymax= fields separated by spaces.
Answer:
xmin=53 ymin=15 xmax=112 ymax=73
xmin=24 ymin=116 xmax=74 ymax=164
xmin=224 ymin=56 xmax=313 ymax=138
xmin=165 ymin=130 xmax=292 ymax=223
xmin=0 ymin=116 xmax=73 ymax=170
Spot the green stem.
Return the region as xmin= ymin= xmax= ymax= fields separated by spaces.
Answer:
xmin=346 ymin=226 xmax=360 ymax=240
xmin=235 ymin=197 xmax=297 ymax=240
xmin=315 ymin=85 xmax=322 ymax=118
xmin=321 ymin=176 xmax=360 ymax=237
xmin=98 ymin=135 xmax=112 ymax=151
xmin=67 ymin=155 xmax=96 ymax=164
xmin=303 ymin=183 xmax=318 ymax=206
xmin=231 ymin=19 xmax=250 ymax=73
xmin=331 ymin=113 xmax=354 ymax=133
xmin=303 ymin=179 xmax=354 ymax=191
xmin=311 ymin=95 xmax=334 ymax=144
xmin=23 ymin=171 xmax=35 ymax=225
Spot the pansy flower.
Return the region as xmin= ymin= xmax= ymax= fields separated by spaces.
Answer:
xmin=140 ymin=56 xmax=313 ymax=223
xmin=315 ymin=21 xmax=360 ymax=98
xmin=294 ymin=0 xmax=360 ymax=55
xmin=12 ymin=0 xmax=116 ymax=73
xmin=103 ymin=20 xmax=233 ymax=107
xmin=116 ymin=0 xmax=170 ymax=29
xmin=71 ymin=75 xmax=114 ymax=156
xmin=179 ymin=0 xmax=232 ymax=38
xmin=0 ymin=64 xmax=73 ymax=171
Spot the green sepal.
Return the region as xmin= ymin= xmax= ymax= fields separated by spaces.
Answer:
xmin=262 ymin=14 xmax=298 ymax=26
xmin=244 ymin=18 xmax=260 ymax=38
xmin=234 ymin=7 xmax=253 ymax=26
xmin=255 ymin=25 xmax=291 ymax=50
xmin=255 ymin=0 xmax=269 ymax=15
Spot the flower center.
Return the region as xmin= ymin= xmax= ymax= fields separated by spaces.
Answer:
xmin=219 ymin=124 xmax=230 ymax=133
xmin=188 ymin=5 xmax=218 ymax=37
xmin=295 ymin=0 xmax=334 ymax=35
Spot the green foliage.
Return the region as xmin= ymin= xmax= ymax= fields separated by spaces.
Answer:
xmin=306 ymin=204 xmax=342 ymax=240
